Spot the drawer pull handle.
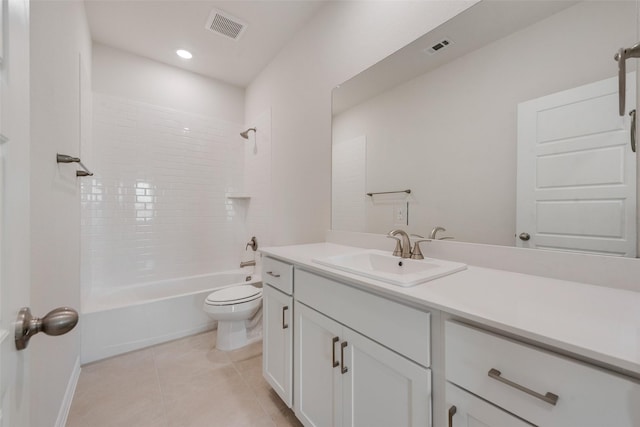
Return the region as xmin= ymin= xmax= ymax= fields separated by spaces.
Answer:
xmin=488 ymin=368 xmax=559 ymax=406
xmin=282 ymin=306 xmax=289 ymax=329
xmin=266 ymin=271 xmax=281 ymax=278
xmin=332 ymin=337 xmax=339 ymax=368
xmin=341 ymin=341 xmax=348 ymax=374
xmin=448 ymin=405 xmax=457 ymax=427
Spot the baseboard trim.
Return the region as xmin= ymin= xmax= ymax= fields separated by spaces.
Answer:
xmin=55 ymin=356 xmax=81 ymax=427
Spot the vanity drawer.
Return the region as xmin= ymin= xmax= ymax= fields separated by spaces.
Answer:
xmin=295 ymin=268 xmax=430 ymax=367
xmin=262 ymin=257 xmax=293 ymax=295
xmin=445 ymin=321 xmax=640 ymax=427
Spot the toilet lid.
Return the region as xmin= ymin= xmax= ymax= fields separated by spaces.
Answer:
xmin=205 ymin=285 xmax=262 ymax=305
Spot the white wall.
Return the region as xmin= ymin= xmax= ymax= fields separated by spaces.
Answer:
xmin=245 ymin=1 xmax=478 ymax=246
xmin=92 ymin=43 xmax=244 ymax=122
xmin=29 ymin=1 xmax=92 ymax=425
xmin=83 ymin=46 xmax=247 ymax=292
xmin=84 ymin=94 xmax=244 ymax=290
xmin=332 ymin=1 xmax=636 ymax=246
xmin=332 ymin=135 xmax=367 ymax=232
xmin=241 ymin=108 xmax=273 ymax=261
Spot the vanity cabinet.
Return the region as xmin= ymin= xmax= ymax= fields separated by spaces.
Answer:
xmin=262 ymin=245 xmax=640 ymax=427
xmin=295 ymin=302 xmax=431 ymax=427
xmin=445 ymin=320 xmax=640 ymax=427
xmin=445 ymin=383 xmax=531 ymax=427
xmin=294 ymin=301 xmax=342 ymax=426
xmin=294 ymin=269 xmax=432 ymax=427
xmin=262 ymin=257 xmax=294 ymax=407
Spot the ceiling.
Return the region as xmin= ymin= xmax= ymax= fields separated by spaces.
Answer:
xmin=84 ymin=0 xmax=327 ymax=88
xmin=332 ymin=0 xmax=576 ymax=115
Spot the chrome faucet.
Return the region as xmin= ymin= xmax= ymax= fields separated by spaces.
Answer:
xmin=429 ymin=226 xmax=446 ymax=239
xmin=388 ymin=229 xmax=431 ymax=259
xmin=388 ymin=229 xmax=412 ymax=258
xmin=430 ymin=226 xmax=454 ymax=240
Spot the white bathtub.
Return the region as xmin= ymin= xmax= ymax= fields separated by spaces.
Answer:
xmin=81 ymin=271 xmax=261 ymax=364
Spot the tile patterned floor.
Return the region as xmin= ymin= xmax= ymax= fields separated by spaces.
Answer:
xmin=66 ymin=331 xmax=302 ymax=427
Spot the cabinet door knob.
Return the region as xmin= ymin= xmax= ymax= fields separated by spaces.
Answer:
xmin=448 ymin=405 xmax=457 ymax=427
xmin=340 ymin=341 xmax=348 ymax=374
xmin=282 ymin=306 xmax=289 ymax=329
xmin=332 ymin=337 xmax=339 ymax=368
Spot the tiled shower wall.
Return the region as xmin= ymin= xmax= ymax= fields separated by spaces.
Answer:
xmin=81 ymin=93 xmax=245 ymax=291
xmin=242 ymin=109 xmax=273 ymax=253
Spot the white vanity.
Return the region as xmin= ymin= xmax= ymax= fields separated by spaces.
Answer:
xmin=261 ymin=242 xmax=640 ymax=427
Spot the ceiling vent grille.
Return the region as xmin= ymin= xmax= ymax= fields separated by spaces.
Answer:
xmin=424 ymin=39 xmax=453 ymax=55
xmin=205 ymin=9 xmax=247 ymax=41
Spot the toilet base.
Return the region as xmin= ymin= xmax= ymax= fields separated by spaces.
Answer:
xmin=215 ymin=320 xmax=262 ymax=351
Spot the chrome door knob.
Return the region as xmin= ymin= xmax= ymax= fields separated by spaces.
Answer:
xmin=519 ymin=232 xmax=531 ymax=241
xmin=15 ymin=306 xmax=78 ymax=350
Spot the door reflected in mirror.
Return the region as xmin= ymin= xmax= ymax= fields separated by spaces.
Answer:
xmin=331 ymin=0 xmax=638 ymax=257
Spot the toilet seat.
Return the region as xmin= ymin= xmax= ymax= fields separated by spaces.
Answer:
xmin=205 ymin=285 xmax=262 ymax=306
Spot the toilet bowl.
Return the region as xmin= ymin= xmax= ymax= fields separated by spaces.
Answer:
xmin=203 ymin=284 xmax=263 ymax=351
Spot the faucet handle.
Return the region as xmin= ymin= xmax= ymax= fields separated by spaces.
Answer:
xmin=246 ymin=236 xmax=258 ymax=251
xmin=410 ymin=238 xmax=431 ymax=260
xmin=386 ymin=235 xmax=403 ymax=257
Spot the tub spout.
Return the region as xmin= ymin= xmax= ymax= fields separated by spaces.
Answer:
xmin=240 ymin=260 xmax=256 ymax=268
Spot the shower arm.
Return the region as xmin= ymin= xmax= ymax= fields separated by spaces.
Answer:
xmin=240 ymin=127 xmax=256 ymax=139
xmin=614 ymin=42 xmax=640 ymax=116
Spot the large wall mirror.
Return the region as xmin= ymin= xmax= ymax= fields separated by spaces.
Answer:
xmin=332 ymin=0 xmax=639 ymax=257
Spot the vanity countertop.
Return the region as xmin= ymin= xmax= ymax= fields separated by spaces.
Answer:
xmin=260 ymin=242 xmax=640 ymax=377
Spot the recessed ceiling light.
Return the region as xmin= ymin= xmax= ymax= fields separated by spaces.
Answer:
xmin=176 ymin=49 xmax=192 ymax=59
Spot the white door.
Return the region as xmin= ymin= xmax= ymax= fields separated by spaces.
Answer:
xmin=0 ymin=0 xmax=31 ymax=426
xmin=446 ymin=383 xmax=532 ymax=427
xmin=342 ymin=327 xmax=431 ymax=427
xmin=294 ymin=302 xmax=342 ymax=427
xmin=517 ymin=74 xmax=636 ymax=256
xmin=262 ymin=284 xmax=293 ymax=407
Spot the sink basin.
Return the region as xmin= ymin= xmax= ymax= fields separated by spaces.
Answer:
xmin=312 ymin=250 xmax=466 ymax=287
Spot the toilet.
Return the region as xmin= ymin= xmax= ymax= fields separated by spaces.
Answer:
xmin=203 ymin=284 xmax=263 ymax=351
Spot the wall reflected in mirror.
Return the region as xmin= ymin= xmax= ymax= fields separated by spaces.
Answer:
xmin=332 ymin=0 xmax=639 ymax=257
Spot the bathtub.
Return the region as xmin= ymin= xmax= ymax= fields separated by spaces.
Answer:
xmin=81 ymin=271 xmax=261 ymax=364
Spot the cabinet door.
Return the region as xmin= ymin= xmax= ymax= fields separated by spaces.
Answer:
xmin=342 ymin=327 xmax=432 ymax=427
xmin=446 ymin=383 xmax=532 ymax=427
xmin=295 ymin=302 xmax=343 ymax=427
xmin=263 ymin=284 xmax=293 ymax=407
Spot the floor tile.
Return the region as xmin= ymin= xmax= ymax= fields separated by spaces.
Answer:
xmin=228 ymin=340 xmax=262 ymax=362
xmin=66 ymin=332 xmax=297 ymax=427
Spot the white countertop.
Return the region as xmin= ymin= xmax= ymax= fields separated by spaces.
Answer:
xmin=261 ymin=242 xmax=640 ymax=377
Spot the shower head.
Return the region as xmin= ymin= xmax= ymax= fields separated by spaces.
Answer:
xmin=240 ymin=127 xmax=256 ymax=139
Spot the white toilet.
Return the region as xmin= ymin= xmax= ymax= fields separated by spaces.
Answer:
xmin=203 ymin=284 xmax=263 ymax=351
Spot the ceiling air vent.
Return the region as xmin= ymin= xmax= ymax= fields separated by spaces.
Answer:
xmin=205 ymin=9 xmax=247 ymax=41
xmin=424 ymin=39 xmax=454 ymax=55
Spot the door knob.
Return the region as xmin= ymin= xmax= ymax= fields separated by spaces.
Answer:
xmin=15 ymin=306 xmax=78 ymax=350
xmin=519 ymin=232 xmax=531 ymax=241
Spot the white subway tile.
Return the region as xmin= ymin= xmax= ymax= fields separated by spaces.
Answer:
xmin=82 ymin=94 xmax=247 ymax=289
